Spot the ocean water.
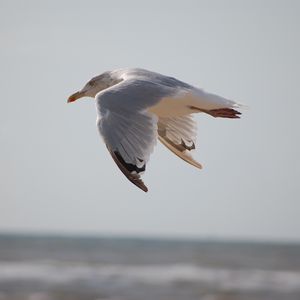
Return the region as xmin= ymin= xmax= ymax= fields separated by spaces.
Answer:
xmin=0 ymin=234 xmax=299 ymax=300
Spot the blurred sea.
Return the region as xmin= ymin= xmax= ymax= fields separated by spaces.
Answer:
xmin=0 ymin=234 xmax=299 ymax=300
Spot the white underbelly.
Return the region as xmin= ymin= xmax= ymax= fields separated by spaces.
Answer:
xmin=148 ymin=90 xmax=235 ymax=118
xmin=148 ymin=95 xmax=194 ymax=117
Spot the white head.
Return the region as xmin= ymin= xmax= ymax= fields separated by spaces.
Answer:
xmin=68 ymin=71 xmax=120 ymax=103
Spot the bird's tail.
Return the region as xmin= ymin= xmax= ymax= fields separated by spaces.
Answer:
xmin=188 ymin=88 xmax=244 ymax=118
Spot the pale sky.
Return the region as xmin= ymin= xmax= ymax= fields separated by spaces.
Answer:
xmin=1 ymin=0 xmax=299 ymax=242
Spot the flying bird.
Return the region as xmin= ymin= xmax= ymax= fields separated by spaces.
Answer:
xmin=68 ymin=68 xmax=242 ymax=192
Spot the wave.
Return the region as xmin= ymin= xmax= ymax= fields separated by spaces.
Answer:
xmin=0 ymin=261 xmax=299 ymax=292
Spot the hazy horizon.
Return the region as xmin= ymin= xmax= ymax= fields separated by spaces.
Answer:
xmin=1 ymin=229 xmax=300 ymax=245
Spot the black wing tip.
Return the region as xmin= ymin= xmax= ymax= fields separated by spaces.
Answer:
xmin=126 ymin=171 xmax=149 ymax=192
xmin=107 ymin=147 xmax=149 ymax=192
xmin=136 ymin=181 xmax=148 ymax=192
xmin=129 ymin=171 xmax=148 ymax=192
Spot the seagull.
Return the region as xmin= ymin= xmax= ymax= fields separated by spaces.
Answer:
xmin=68 ymin=68 xmax=242 ymax=192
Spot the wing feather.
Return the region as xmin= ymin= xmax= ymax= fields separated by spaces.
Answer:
xmin=107 ymin=147 xmax=148 ymax=192
xmin=96 ymin=79 xmax=167 ymax=192
xmin=158 ymin=116 xmax=202 ymax=169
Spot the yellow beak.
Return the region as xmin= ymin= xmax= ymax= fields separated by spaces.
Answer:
xmin=67 ymin=91 xmax=85 ymax=103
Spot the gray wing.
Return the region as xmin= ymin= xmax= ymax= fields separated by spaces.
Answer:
xmin=158 ymin=116 xmax=202 ymax=169
xmin=96 ymin=79 xmax=172 ymax=192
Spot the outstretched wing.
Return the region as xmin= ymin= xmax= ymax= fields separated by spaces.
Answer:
xmin=98 ymin=110 xmax=158 ymax=192
xmin=157 ymin=115 xmax=202 ymax=169
xmin=96 ymin=79 xmax=170 ymax=192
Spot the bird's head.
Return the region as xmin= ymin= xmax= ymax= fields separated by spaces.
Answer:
xmin=68 ymin=72 xmax=120 ymax=103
